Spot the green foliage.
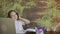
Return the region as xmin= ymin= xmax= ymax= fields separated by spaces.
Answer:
xmin=12 ymin=3 xmax=24 ymax=16
xmin=36 ymin=0 xmax=60 ymax=32
xmin=25 ymin=1 xmax=36 ymax=8
xmin=0 ymin=0 xmax=36 ymax=17
xmin=36 ymin=0 xmax=55 ymax=28
xmin=37 ymin=11 xmax=54 ymax=28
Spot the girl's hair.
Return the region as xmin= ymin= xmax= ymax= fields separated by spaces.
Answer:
xmin=8 ymin=10 xmax=19 ymax=20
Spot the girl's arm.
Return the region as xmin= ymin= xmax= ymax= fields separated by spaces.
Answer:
xmin=19 ymin=17 xmax=30 ymax=24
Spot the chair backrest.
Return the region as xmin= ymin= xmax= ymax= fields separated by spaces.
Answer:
xmin=0 ymin=18 xmax=16 ymax=34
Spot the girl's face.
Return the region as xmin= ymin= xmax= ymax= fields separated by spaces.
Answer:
xmin=10 ymin=11 xmax=18 ymax=20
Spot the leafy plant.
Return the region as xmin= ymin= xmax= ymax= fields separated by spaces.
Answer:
xmin=37 ymin=11 xmax=54 ymax=28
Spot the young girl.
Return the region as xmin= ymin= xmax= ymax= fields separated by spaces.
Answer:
xmin=8 ymin=10 xmax=30 ymax=34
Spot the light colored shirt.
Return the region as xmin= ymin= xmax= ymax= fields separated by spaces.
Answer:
xmin=15 ymin=20 xmax=25 ymax=33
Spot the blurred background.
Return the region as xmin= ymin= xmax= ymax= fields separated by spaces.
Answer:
xmin=0 ymin=0 xmax=60 ymax=32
